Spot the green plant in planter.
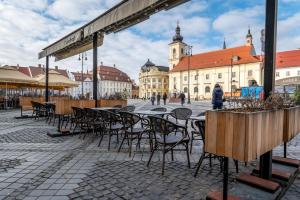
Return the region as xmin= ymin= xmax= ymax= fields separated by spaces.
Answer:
xmin=293 ymin=89 xmax=300 ymax=105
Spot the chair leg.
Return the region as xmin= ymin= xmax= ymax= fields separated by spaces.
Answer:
xmin=147 ymin=145 xmax=156 ymax=167
xmin=190 ymin=136 xmax=193 ymax=154
xmin=162 ymin=145 xmax=166 ymax=175
xmin=108 ymin=131 xmax=112 ymax=151
xmin=209 ymin=154 xmax=212 ymax=167
xmin=171 ymin=149 xmax=174 ymax=161
xmin=186 ymin=143 xmax=191 ymax=168
xmin=118 ymin=134 xmax=127 ymax=152
xmin=194 ymin=152 xmax=205 ymax=177
xmin=98 ymin=134 xmax=104 ymax=147
xmin=129 ymin=135 xmax=133 ymax=157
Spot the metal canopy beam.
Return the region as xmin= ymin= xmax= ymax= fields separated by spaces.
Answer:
xmin=38 ymin=0 xmax=189 ymax=61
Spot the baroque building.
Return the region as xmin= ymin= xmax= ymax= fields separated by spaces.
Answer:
xmin=168 ymin=24 xmax=300 ymax=99
xmin=138 ymin=59 xmax=169 ymax=99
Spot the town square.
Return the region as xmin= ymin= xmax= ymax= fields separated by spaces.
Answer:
xmin=0 ymin=0 xmax=299 ymax=199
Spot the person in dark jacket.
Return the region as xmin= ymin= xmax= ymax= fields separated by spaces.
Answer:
xmin=179 ymin=92 xmax=186 ymax=106
xmin=163 ymin=93 xmax=167 ymax=105
xmin=212 ymin=84 xmax=224 ymax=109
xmin=157 ymin=94 xmax=161 ymax=105
xmin=150 ymin=93 xmax=155 ymax=105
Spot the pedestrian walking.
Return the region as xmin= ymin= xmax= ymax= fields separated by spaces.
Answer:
xmin=212 ymin=83 xmax=224 ymax=110
xmin=179 ymin=92 xmax=185 ymax=106
xmin=150 ymin=93 xmax=155 ymax=105
xmin=157 ymin=94 xmax=161 ymax=105
xmin=163 ymin=93 xmax=167 ymax=105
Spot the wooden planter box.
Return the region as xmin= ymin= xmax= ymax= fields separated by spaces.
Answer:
xmin=98 ymin=99 xmax=127 ymax=107
xmin=283 ymin=106 xmax=300 ymax=142
xmin=55 ymin=100 xmax=95 ymax=115
xmin=205 ymin=110 xmax=284 ymax=162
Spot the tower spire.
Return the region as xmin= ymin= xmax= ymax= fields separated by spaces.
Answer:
xmin=172 ymin=21 xmax=183 ymax=42
xmin=246 ymin=26 xmax=253 ymax=46
xmin=223 ymin=38 xmax=227 ymax=49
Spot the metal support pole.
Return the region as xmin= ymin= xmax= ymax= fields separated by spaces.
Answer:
xmin=81 ymin=54 xmax=84 ymax=98
xmin=284 ymin=142 xmax=287 ymax=158
xmin=93 ymin=32 xmax=98 ymax=107
xmin=223 ymin=157 xmax=228 ymax=200
xmin=45 ymin=56 xmax=49 ymax=102
xmin=260 ymin=0 xmax=278 ymax=180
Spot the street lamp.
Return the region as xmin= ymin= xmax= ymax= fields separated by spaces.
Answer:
xmin=186 ymin=45 xmax=193 ymax=104
xmin=78 ymin=52 xmax=88 ymax=98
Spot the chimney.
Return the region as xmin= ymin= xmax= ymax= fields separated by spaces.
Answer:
xmin=55 ymin=66 xmax=58 ymax=70
xmin=113 ymin=64 xmax=116 ymax=68
xmin=38 ymin=64 xmax=41 ymax=68
xmin=101 ymin=61 xmax=103 ymax=66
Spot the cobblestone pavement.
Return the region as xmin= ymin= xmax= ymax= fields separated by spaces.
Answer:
xmin=0 ymin=101 xmax=298 ymax=200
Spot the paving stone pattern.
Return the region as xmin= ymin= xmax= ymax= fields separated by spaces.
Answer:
xmin=0 ymin=100 xmax=298 ymax=200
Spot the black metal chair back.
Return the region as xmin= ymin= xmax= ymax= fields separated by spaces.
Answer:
xmin=170 ymin=108 xmax=192 ymax=126
xmin=148 ymin=116 xmax=179 ymax=142
xmin=119 ymin=111 xmax=141 ymax=130
xmin=151 ymin=107 xmax=167 ymax=112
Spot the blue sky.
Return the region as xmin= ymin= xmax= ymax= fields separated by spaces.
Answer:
xmin=0 ymin=0 xmax=300 ymax=81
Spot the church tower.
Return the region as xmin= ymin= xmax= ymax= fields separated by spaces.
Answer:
xmin=246 ymin=27 xmax=253 ymax=46
xmin=169 ymin=22 xmax=187 ymax=70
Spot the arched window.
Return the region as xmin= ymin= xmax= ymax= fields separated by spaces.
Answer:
xmin=184 ymin=87 xmax=188 ymax=93
xmin=173 ymin=48 xmax=177 ymax=59
xmin=194 ymin=87 xmax=198 ymax=93
xmin=205 ymin=86 xmax=210 ymax=93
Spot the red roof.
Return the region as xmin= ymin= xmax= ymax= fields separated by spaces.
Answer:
xmin=72 ymin=72 xmax=93 ymax=82
xmin=96 ymin=65 xmax=131 ymax=82
xmin=28 ymin=66 xmax=69 ymax=78
xmin=10 ymin=66 xmax=31 ymax=77
xmin=276 ymin=49 xmax=300 ymax=69
xmin=171 ymin=45 xmax=259 ymax=72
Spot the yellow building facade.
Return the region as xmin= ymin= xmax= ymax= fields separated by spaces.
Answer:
xmin=139 ymin=59 xmax=169 ymax=98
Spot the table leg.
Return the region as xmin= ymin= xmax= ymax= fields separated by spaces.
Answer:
xmin=223 ymin=157 xmax=228 ymax=200
xmin=57 ymin=115 xmax=61 ymax=132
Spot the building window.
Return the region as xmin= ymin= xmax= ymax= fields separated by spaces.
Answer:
xmin=248 ymin=70 xmax=253 ymax=77
xmin=195 ymin=75 xmax=198 ymax=81
xmin=276 ymin=72 xmax=280 ymax=77
xmin=173 ymin=77 xmax=176 ymax=82
xmin=173 ymin=48 xmax=176 ymax=59
xmin=286 ymin=71 xmax=290 ymax=76
xmin=184 ymin=87 xmax=188 ymax=93
xmin=205 ymin=86 xmax=210 ymax=93
xmin=174 ymin=85 xmax=176 ymax=89
xmin=232 ymin=72 xmax=236 ymax=78
xmin=184 ymin=76 xmax=187 ymax=81
xmin=152 ymin=78 xmax=156 ymax=82
xmin=218 ymin=73 xmax=222 ymax=79
xmin=158 ymin=78 xmax=162 ymax=83
xmin=181 ymin=48 xmax=184 ymax=54
xmin=206 ymin=74 xmax=209 ymax=80
xmin=194 ymin=87 xmax=198 ymax=93
xmin=298 ymin=71 xmax=300 ymax=76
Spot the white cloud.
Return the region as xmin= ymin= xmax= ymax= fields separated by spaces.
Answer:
xmin=212 ymin=5 xmax=264 ymax=49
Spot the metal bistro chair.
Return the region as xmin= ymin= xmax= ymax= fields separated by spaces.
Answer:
xmin=31 ymin=101 xmax=47 ymax=120
xmin=169 ymin=108 xmax=192 ymax=127
xmin=98 ymin=110 xmax=123 ymax=150
xmin=193 ymin=120 xmax=239 ymax=177
xmin=81 ymin=108 xmax=102 ymax=140
xmin=71 ymin=107 xmax=87 ymax=134
xmin=118 ymin=112 xmax=151 ymax=157
xmin=147 ymin=116 xmax=190 ymax=175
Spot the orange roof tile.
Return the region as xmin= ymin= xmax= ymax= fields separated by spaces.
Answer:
xmin=171 ymin=45 xmax=260 ymax=72
xmin=276 ymin=49 xmax=300 ymax=69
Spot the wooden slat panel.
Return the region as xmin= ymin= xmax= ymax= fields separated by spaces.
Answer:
xmin=224 ymin=112 xmax=234 ymax=157
xmin=232 ymin=113 xmax=246 ymax=161
xmin=216 ymin=112 xmax=226 ymax=156
xmin=205 ymin=111 xmax=218 ymax=154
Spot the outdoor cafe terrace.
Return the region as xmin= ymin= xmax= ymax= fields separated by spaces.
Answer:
xmin=0 ymin=99 xmax=298 ymax=199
